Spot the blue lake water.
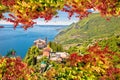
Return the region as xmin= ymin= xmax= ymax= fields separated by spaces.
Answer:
xmin=0 ymin=25 xmax=67 ymax=58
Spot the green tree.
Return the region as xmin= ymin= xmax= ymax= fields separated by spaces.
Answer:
xmin=48 ymin=41 xmax=64 ymax=52
xmin=24 ymin=46 xmax=41 ymax=66
xmin=6 ymin=49 xmax=16 ymax=57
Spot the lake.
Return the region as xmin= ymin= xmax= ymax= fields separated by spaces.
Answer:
xmin=0 ymin=25 xmax=67 ymax=58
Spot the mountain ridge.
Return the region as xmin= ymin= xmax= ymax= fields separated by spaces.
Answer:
xmin=54 ymin=13 xmax=120 ymax=48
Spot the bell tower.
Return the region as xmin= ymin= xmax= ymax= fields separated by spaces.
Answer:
xmin=45 ymin=37 xmax=47 ymax=47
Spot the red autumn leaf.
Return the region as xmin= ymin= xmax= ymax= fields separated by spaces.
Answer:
xmin=1 ymin=0 xmax=16 ymax=6
xmin=9 ymin=14 xmax=16 ymax=19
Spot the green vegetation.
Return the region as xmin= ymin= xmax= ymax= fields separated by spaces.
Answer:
xmin=41 ymin=45 xmax=120 ymax=80
xmin=22 ymin=38 xmax=120 ymax=79
xmin=0 ymin=57 xmax=37 ymax=80
xmin=1 ymin=42 xmax=120 ymax=79
xmin=98 ymin=36 xmax=120 ymax=53
xmin=48 ymin=41 xmax=64 ymax=52
xmin=67 ymin=35 xmax=120 ymax=55
xmin=2 ymin=12 xmax=120 ymax=80
xmin=1 ymin=32 xmax=120 ymax=80
xmin=0 ymin=55 xmax=2 ymax=59
xmin=55 ymin=13 xmax=120 ymax=48
xmin=6 ymin=49 xmax=16 ymax=57
xmin=1 ymin=0 xmax=120 ymax=79
xmin=67 ymin=45 xmax=87 ymax=54
xmin=21 ymin=14 xmax=120 ymax=79
xmin=24 ymin=46 xmax=42 ymax=66
xmin=23 ymin=42 xmax=65 ymax=79
xmin=23 ymin=46 xmax=44 ymax=79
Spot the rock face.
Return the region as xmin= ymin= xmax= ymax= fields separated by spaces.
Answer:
xmin=54 ymin=13 xmax=120 ymax=47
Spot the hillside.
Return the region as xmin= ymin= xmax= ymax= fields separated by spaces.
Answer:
xmin=54 ymin=13 xmax=120 ymax=48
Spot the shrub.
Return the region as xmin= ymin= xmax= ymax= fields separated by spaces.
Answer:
xmin=44 ymin=44 xmax=120 ymax=80
xmin=0 ymin=57 xmax=37 ymax=80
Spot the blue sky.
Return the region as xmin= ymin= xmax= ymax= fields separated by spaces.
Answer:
xmin=33 ymin=11 xmax=79 ymax=25
xmin=0 ymin=11 xmax=79 ymax=25
xmin=0 ymin=9 xmax=96 ymax=25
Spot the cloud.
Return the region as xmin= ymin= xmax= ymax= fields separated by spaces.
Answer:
xmin=0 ymin=20 xmax=13 ymax=25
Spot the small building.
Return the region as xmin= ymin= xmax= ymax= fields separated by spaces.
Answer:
xmin=50 ymin=57 xmax=62 ymax=62
xmin=50 ymin=52 xmax=56 ymax=57
xmin=34 ymin=39 xmax=47 ymax=49
xmin=50 ymin=52 xmax=69 ymax=62
xmin=55 ymin=52 xmax=69 ymax=59
xmin=43 ymin=47 xmax=51 ymax=57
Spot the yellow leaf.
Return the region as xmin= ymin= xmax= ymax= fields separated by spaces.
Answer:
xmin=0 ymin=74 xmax=2 ymax=78
xmin=74 ymin=0 xmax=79 ymax=3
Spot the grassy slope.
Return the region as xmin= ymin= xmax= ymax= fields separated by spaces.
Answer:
xmin=54 ymin=13 xmax=120 ymax=48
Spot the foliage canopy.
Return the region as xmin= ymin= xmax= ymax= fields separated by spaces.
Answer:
xmin=0 ymin=0 xmax=120 ymax=29
xmin=0 ymin=57 xmax=37 ymax=80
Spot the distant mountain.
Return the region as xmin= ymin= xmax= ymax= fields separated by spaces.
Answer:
xmin=54 ymin=13 xmax=120 ymax=48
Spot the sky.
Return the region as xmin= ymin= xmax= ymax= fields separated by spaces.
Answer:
xmin=34 ymin=11 xmax=79 ymax=25
xmin=0 ymin=11 xmax=79 ymax=25
xmin=0 ymin=9 xmax=96 ymax=25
